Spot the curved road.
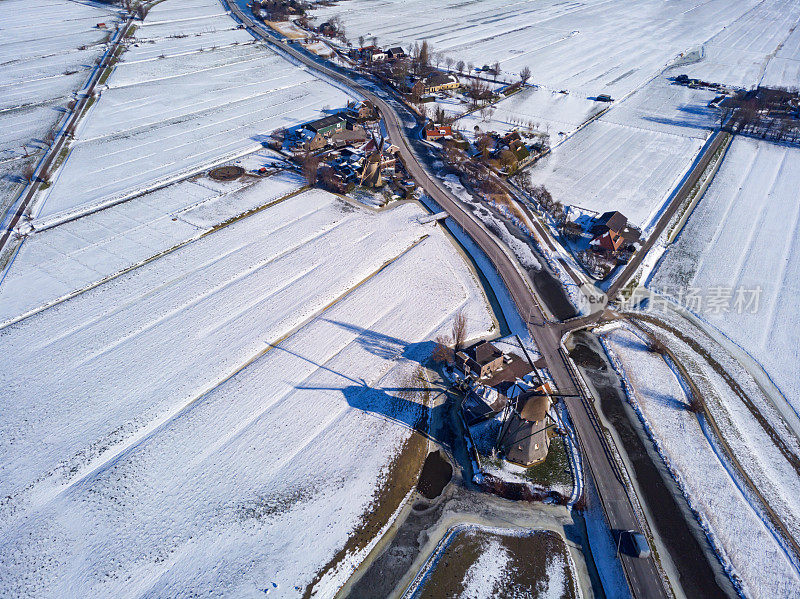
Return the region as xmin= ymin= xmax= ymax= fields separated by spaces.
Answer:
xmin=222 ymin=3 xmax=670 ymax=598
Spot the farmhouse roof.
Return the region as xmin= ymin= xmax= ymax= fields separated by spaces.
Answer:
xmin=421 ymin=71 xmax=459 ymax=87
xmin=595 ymin=210 xmax=627 ymax=232
xmin=619 ymin=225 xmax=640 ymax=243
xmin=305 ymin=114 xmax=345 ymax=132
xmin=472 ymin=341 xmax=502 ymax=365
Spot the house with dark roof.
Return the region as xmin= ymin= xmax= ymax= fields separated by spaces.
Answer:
xmin=387 ymin=47 xmax=406 ymax=60
xmin=455 ymin=340 xmax=504 ymax=380
xmin=589 ymin=211 xmax=640 ymax=254
xmin=304 ymin=114 xmax=347 ymax=137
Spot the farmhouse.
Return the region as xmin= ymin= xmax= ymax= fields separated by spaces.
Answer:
xmin=357 ymin=45 xmax=386 ymax=63
xmin=456 ymin=341 xmax=504 ymax=380
xmin=413 ymin=71 xmax=460 ymax=95
xmin=304 ymin=114 xmax=346 ymax=137
xmin=387 ymin=47 xmax=406 ymax=60
xmin=353 ymin=100 xmax=378 ymax=121
xmin=424 ymin=124 xmax=453 ymax=141
xmin=590 ymin=211 xmax=640 ymax=253
xmin=497 ymin=389 xmax=553 ymax=466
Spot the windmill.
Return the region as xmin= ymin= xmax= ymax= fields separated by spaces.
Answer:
xmin=359 ymin=126 xmax=386 ymax=188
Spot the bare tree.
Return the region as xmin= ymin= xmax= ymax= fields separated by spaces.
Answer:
xmin=432 ymin=335 xmax=454 ymax=365
xmin=686 ymin=395 xmax=704 ymax=413
xmin=301 ymin=153 xmax=320 ymax=186
xmin=519 ymin=66 xmax=531 ymax=85
xmin=456 ymin=59 xmax=465 ymax=73
xmin=445 ymin=56 xmax=454 ymax=71
xmin=451 ymin=310 xmax=467 ymax=351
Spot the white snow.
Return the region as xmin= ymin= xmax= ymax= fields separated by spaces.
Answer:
xmin=457 ymin=86 xmax=603 ymax=140
xmin=0 ymin=195 xmax=494 ymax=597
xmin=0 ymin=166 xmax=303 ymax=325
xmin=31 ymin=0 xmax=354 ymax=225
xmin=309 ymin=0 xmax=762 ymax=98
xmin=527 ymin=119 xmax=705 ymax=231
xmin=0 ymin=0 xmax=118 ymax=212
xmin=635 ymin=318 xmax=800 ymax=554
xmin=680 ymin=0 xmax=800 ymax=89
xmin=459 ymin=537 xmax=511 ymax=597
xmin=650 ymin=137 xmax=800 ymax=411
xmin=603 ymin=326 xmax=800 ymax=599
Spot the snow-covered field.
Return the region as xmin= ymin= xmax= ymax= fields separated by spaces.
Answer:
xmin=650 ymin=137 xmax=800 ymax=410
xmin=680 ymin=0 xmax=800 ymax=89
xmin=31 ymin=0 xmax=354 ymax=226
xmin=762 ymin=22 xmax=800 ymax=88
xmin=0 ymin=192 xmax=494 ymax=597
xmin=310 ymin=0 xmax=761 ymax=98
xmin=411 ymin=527 xmax=578 ymax=599
xmin=524 ymin=74 xmax=719 ymax=232
xmin=634 ymin=314 xmax=800 ymax=557
xmin=457 ymin=86 xmax=604 ymax=141
xmin=0 ymin=159 xmax=301 ymax=325
xmin=603 ymin=326 xmax=800 ymax=599
xmin=0 ymin=0 xmax=117 ymax=214
xmin=528 ymin=119 xmax=704 ymax=231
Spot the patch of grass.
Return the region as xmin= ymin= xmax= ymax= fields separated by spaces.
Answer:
xmin=98 ymin=66 xmax=114 ymax=85
xmin=52 ymin=147 xmax=71 ymax=171
xmin=522 ymin=435 xmax=573 ymax=489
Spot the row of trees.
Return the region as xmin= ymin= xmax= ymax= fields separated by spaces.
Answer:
xmin=720 ymin=87 xmax=800 ymax=144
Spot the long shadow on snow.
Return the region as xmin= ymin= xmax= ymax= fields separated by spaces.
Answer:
xmin=266 ymin=322 xmax=452 ymax=447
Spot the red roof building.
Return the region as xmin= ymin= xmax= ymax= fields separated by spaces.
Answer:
xmin=424 ymin=125 xmax=453 ymax=141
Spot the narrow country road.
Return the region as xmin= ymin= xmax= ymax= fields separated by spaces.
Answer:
xmin=0 ymin=14 xmax=135 ymax=255
xmin=222 ymin=3 xmax=675 ymax=597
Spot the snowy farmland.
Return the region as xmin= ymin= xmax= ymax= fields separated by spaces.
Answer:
xmin=650 ymin=137 xmax=800 ymax=410
xmin=602 ymin=326 xmax=800 ymax=599
xmin=0 ymin=159 xmax=302 ymax=325
xmin=31 ymin=0 xmax=354 ymax=226
xmin=0 ymin=192 xmax=495 ymax=597
xmin=0 ymin=0 xmax=118 ymax=216
xmin=528 ymin=120 xmax=704 ymax=231
xmin=457 ymin=86 xmax=604 ymax=141
xmin=524 ymin=75 xmax=718 ymax=231
xmin=680 ymin=0 xmax=800 ymax=89
xmin=310 ymin=0 xmax=762 ymax=98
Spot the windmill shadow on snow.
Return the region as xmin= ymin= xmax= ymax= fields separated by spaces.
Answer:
xmin=321 ymin=318 xmax=439 ymax=365
xmin=266 ymin=322 xmax=453 ymax=446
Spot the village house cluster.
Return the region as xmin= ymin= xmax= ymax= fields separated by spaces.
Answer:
xmin=275 ymin=101 xmax=417 ymax=198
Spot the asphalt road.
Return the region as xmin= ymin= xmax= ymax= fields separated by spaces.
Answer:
xmin=607 ymin=130 xmax=728 ymax=299
xmin=222 ymin=4 xmax=674 ymax=597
